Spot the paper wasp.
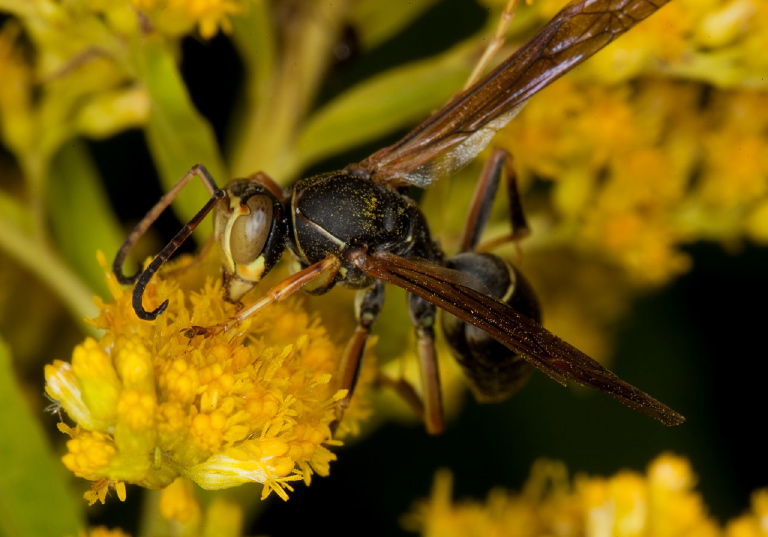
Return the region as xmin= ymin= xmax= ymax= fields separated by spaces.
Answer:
xmin=114 ymin=0 xmax=684 ymax=434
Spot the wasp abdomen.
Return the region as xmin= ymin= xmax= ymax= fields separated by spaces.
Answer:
xmin=441 ymin=252 xmax=541 ymax=403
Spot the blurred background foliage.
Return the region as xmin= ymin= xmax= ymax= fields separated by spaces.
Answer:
xmin=0 ymin=0 xmax=767 ymax=535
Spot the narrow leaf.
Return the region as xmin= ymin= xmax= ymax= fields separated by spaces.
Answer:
xmin=48 ymin=141 xmax=124 ymax=298
xmin=350 ymin=0 xmax=441 ymax=50
xmin=297 ymin=54 xmax=469 ymax=168
xmin=0 ymin=340 xmax=84 ymax=537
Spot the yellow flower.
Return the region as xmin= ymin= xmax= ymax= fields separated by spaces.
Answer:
xmin=79 ymin=484 xmax=244 ymax=536
xmin=0 ymin=20 xmax=33 ymax=155
xmin=726 ymin=489 xmax=768 ymax=537
xmin=131 ymin=0 xmax=247 ymax=38
xmin=45 ymin=252 xmax=371 ymax=503
xmin=405 ymin=454 xmax=759 ymax=537
xmin=83 ymin=526 xmax=132 ymax=537
xmin=159 ymin=478 xmax=201 ymax=526
xmin=499 ymin=72 xmax=768 ymax=287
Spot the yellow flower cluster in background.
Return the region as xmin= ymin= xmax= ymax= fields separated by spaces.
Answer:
xmin=405 ymin=454 xmax=768 ymax=537
xmin=496 ymin=0 xmax=768 ymax=287
xmin=72 ymin=455 xmax=768 ymax=537
xmin=44 ymin=253 xmax=371 ymax=503
xmin=82 ymin=485 xmax=245 ymax=537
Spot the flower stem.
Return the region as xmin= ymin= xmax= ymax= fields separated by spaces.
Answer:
xmin=0 ymin=216 xmax=98 ymax=335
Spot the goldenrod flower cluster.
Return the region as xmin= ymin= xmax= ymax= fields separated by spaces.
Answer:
xmin=498 ymin=0 xmax=768 ymax=286
xmin=44 ymin=254 xmax=370 ymax=503
xmin=406 ymin=454 xmax=768 ymax=537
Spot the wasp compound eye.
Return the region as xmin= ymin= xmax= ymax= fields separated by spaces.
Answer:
xmin=222 ymin=187 xmax=287 ymax=294
xmin=230 ymin=195 xmax=274 ymax=266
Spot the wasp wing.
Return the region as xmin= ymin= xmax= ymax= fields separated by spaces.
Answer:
xmin=356 ymin=250 xmax=684 ymax=426
xmin=355 ymin=0 xmax=670 ymax=187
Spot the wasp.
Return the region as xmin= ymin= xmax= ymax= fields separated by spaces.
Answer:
xmin=114 ymin=0 xmax=684 ymax=434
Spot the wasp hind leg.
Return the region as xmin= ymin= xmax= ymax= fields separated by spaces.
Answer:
xmin=407 ymin=293 xmax=444 ymax=434
xmin=332 ymin=281 xmax=445 ymax=435
xmin=460 ymin=147 xmax=530 ymax=254
xmin=442 ymin=147 xmax=540 ymax=403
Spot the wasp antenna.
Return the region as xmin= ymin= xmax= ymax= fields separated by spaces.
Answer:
xmin=113 ymin=244 xmax=142 ymax=285
xmin=132 ymin=188 xmax=227 ymax=320
xmin=113 ymin=164 xmax=222 ymax=285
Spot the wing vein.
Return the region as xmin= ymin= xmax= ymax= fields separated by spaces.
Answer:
xmin=358 ymin=0 xmax=671 ymax=187
xmin=358 ymin=251 xmax=685 ymax=426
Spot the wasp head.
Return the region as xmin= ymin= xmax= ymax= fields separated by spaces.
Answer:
xmin=215 ymin=178 xmax=287 ymax=302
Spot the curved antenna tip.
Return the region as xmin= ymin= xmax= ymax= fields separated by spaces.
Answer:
xmin=136 ymin=299 xmax=169 ymax=321
xmin=114 ymin=269 xmax=141 ymax=285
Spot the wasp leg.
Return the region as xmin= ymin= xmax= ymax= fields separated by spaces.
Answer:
xmin=375 ymin=294 xmax=444 ymax=434
xmin=340 ymin=291 xmax=444 ymax=434
xmin=460 ymin=147 xmax=530 ymax=254
xmin=113 ymin=164 xmax=222 ymax=284
xmin=463 ymin=0 xmax=520 ymax=89
xmin=502 ymin=151 xmax=531 ymax=244
xmin=184 ymin=255 xmax=342 ymax=337
xmin=345 ymin=248 xmax=446 ymax=433
xmin=332 ymin=281 xmax=386 ymax=432
xmin=407 ymin=293 xmax=444 ymax=434
xmin=376 ymin=375 xmax=425 ymax=422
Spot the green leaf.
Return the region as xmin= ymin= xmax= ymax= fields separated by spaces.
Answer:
xmin=133 ymin=36 xmax=227 ymax=238
xmin=0 ymin=216 xmax=99 ymax=332
xmin=297 ymin=53 xmax=470 ymax=168
xmin=48 ymin=141 xmax=125 ymax=298
xmin=228 ymin=2 xmax=350 ymax=181
xmin=0 ymin=191 xmax=31 ymax=234
xmin=350 ymin=0 xmax=441 ymax=50
xmin=230 ymin=2 xmax=275 ymax=101
xmin=0 ymin=340 xmax=84 ymax=537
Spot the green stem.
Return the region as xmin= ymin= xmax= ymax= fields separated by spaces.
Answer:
xmin=229 ymin=1 xmax=350 ymax=182
xmin=0 ymin=217 xmax=99 ymax=335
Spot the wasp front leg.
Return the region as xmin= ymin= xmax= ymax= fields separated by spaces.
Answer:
xmin=185 ymin=255 xmax=342 ymax=338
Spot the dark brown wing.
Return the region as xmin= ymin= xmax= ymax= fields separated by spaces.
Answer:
xmin=355 ymin=0 xmax=670 ymax=187
xmin=355 ymin=250 xmax=684 ymax=426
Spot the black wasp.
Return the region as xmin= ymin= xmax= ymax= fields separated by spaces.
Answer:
xmin=114 ymin=0 xmax=684 ymax=434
